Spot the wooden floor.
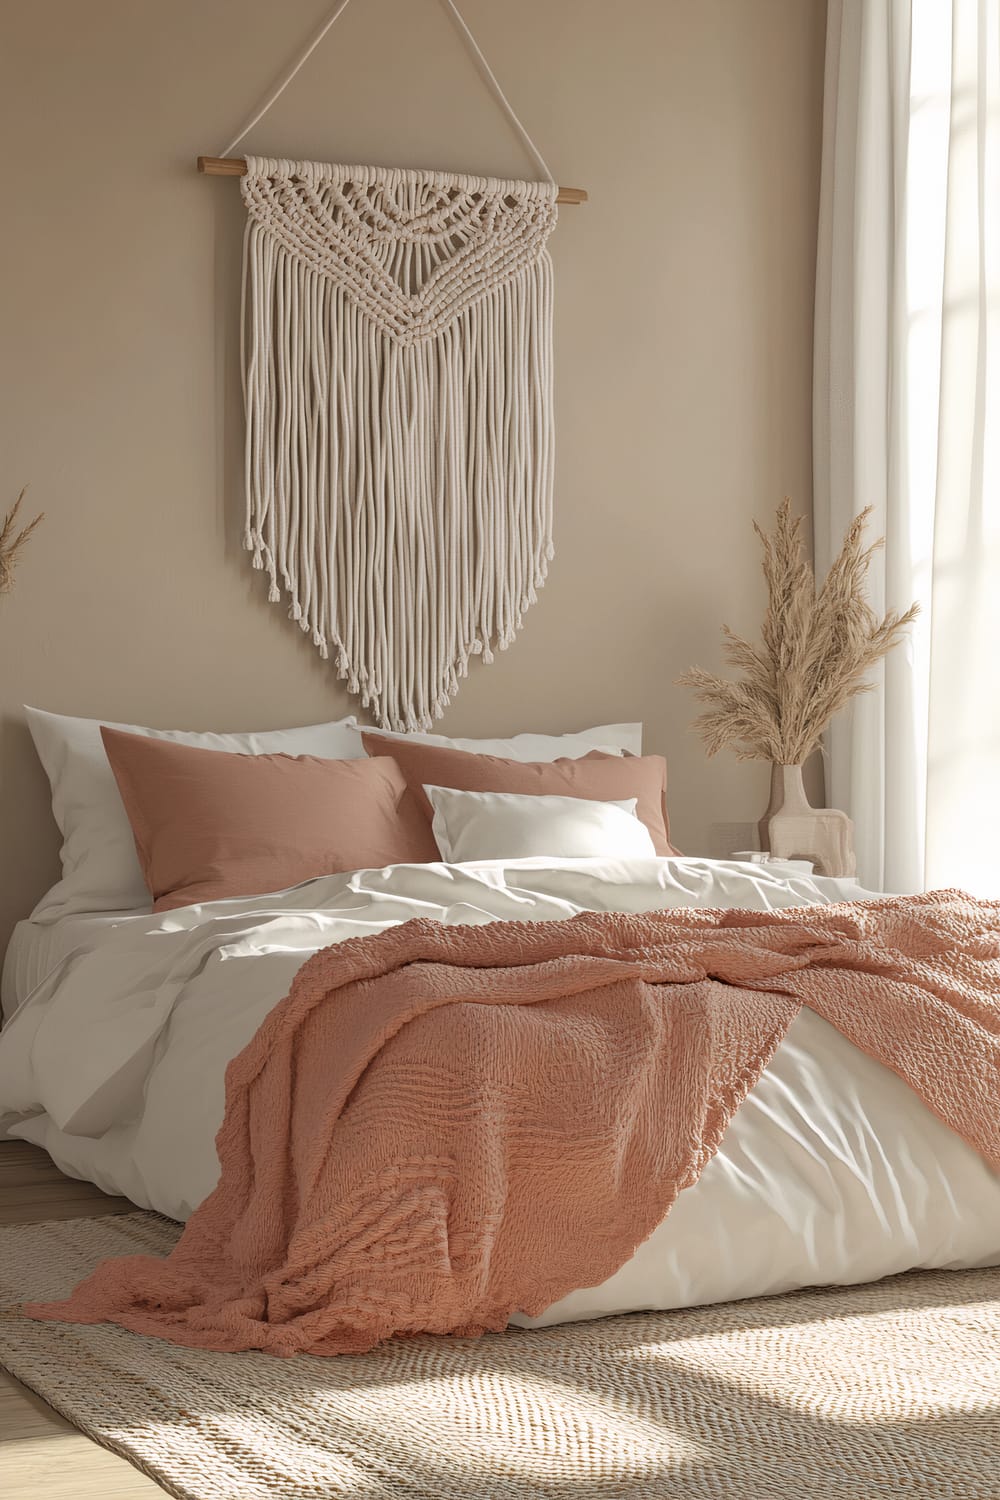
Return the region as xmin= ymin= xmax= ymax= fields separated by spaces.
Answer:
xmin=0 ymin=1139 xmax=169 ymax=1497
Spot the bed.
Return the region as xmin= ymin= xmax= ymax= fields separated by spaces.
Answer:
xmin=4 ymin=855 xmax=1000 ymax=1335
xmin=4 ymin=705 xmax=999 ymax=1353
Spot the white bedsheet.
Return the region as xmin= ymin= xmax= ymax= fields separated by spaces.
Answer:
xmin=1 ymin=856 xmax=998 ymax=1327
xmin=1 ymin=909 xmax=150 ymax=1019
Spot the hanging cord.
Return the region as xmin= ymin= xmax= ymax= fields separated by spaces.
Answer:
xmin=221 ymin=0 xmax=356 ymax=157
xmin=435 ymin=0 xmax=554 ymax=183
xmin=219 ymin=0 xmax=555 ymax=184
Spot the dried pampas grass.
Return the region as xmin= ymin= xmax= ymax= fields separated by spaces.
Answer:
xmin=0 ymin=487 xmax=43 ymax=594
xmin=678 ymin=499 xmax=918 ymax=765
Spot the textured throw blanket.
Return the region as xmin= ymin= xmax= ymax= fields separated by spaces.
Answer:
xmin=26 ymin=891 xmax=1000 ymax=1356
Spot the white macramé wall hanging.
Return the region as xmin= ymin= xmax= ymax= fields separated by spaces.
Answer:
xmin=199 ymin=0 xmax=586 ymax=730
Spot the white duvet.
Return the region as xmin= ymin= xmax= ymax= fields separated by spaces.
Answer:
xmin=2 ymin=856 xmax=999 ymax=1327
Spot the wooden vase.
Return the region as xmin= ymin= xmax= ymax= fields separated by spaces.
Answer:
xmin=759 ymin=764 xmax=856 ymax=878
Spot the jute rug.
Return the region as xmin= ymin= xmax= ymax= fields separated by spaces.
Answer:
xmin=1 ymin=1214 xmax=999 ymax=1499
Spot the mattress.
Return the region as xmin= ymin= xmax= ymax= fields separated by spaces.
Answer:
xmin=2 ymin=911 xmax=150 ymax=1020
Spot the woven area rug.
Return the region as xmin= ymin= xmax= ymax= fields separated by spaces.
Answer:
xmin=1 ymin=1214 xmax=999 ymax=1499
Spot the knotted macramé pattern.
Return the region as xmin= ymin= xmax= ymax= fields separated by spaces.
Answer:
xmin=240 ymin=158 xmax=558 ymax=730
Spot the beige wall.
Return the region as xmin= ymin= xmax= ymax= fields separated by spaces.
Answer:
xmin=0 ymin=0 xmax=826 ymax=953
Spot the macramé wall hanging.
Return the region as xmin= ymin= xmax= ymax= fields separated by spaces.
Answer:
xmin=199 ymin=0 xmax=586 ymax=730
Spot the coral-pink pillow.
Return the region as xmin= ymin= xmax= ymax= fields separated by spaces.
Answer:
xmin=101 ymin=727 xmax=438 ymax=911
xmin=361 ymin=734 xmax=677 ymax=856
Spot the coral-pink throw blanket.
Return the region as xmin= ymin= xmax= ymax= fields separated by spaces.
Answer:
xmin=26 ymin=891 xmax=1000 ymax=1356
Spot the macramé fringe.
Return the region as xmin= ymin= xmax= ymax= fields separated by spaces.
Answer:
xmin=241 ymin=160 xmax=558 ymax=731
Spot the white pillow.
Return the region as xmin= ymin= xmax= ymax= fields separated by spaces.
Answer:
xmin=356 ymin=721 xmax=643 ymax=760
xmin=26 ymin=706 xmax=362 ymax=919
xmin=425 ymin=786 xmax=658 ymax=863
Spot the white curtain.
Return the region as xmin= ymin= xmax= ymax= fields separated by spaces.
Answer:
xmin=814 ymin=0 xmax=1000 ymax=896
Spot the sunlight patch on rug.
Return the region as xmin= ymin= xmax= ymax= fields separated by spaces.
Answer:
xmin=1 ymin=1213 xmax=998 ymax=1500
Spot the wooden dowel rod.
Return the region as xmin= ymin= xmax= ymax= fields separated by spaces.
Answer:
xmin=197 ymin=156 xmax=587 ymax=204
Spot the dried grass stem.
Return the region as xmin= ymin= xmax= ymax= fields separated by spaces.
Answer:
xmin=678 ymin=499 xmax=918 ymax=764
xmin=0 ymin=487 xmax=43 ymax=594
